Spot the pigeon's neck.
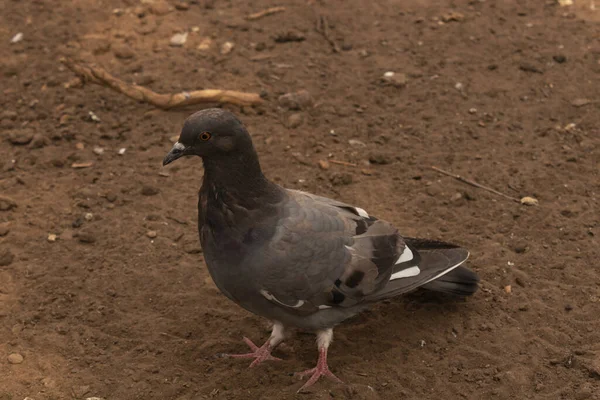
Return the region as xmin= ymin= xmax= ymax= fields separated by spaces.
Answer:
xmin=202 ymin=152 xmax=282 ymax=208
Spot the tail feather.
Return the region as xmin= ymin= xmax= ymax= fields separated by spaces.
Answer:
xmin=421 ymin=265 xmax=479 ymax=296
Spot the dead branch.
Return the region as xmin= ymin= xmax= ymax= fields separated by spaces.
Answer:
xmin=431 ymin=166 xmax=520 ymax=203
xmin=246 ymin=6 xmax=286 ymax=20
xmin=60 ymin=58 xmax=264 ymax=109
xmin=315 ymin=14 xmax=340 ymax=53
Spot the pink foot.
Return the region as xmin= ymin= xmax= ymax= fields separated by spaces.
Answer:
xmin=222 ymin=337 xmax=282 ymax=368
xmin=295 ymin=348 xmax=343 ymax=392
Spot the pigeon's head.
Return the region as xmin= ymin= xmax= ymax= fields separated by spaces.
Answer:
xmin=163 ymin=108 xmax=253 ymax=166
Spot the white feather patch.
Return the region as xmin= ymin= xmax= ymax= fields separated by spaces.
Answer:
xmin=173 ymin=142 xmax=186 ymax=150
xmin=390 ymin=266 xmax=421 ymax=280
xmin=395 ymin=246 xmax=414 ymax=264
xmin=354 ymin=207 xmax=369 ymax=218
xmin=260 ymin=289 xmax=305 ymax=308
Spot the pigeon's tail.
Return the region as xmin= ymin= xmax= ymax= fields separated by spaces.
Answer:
xmin=367 ymin=238 xmax=479 ymax=301
xmin=421 ymin=265 xmax=479 ymax=296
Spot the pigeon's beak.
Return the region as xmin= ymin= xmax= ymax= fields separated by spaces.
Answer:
xmin=163 ymin=142 xmax=188 ymax=166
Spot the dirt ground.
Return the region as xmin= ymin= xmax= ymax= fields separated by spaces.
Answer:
xmin=1 ymin=0 xmax=599 ymax=399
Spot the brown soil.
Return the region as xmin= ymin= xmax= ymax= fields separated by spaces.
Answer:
xmin=1 ymin=0 xmax=599 ymax=399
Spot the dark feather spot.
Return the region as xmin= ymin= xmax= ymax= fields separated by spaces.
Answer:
xmin=370 ymin=234 xmax=399 ymax=273
xmin=345 ymin=270 xmax=365 ymax=288
xmin=334 ymin=279 xmax=342 ymax=288
xmin=354 ymin=216 xmax=378 ymax=235
xmin=331 ymin=289 xmax=345 ymax=304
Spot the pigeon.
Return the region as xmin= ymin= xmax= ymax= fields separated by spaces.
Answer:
xmin=163 ymin=108 xmax=479 ymax=392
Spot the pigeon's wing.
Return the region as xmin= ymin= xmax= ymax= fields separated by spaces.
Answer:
xmin=255 ymin=190 xmax=473 ymax=316
xmin=254 ymin=190 xmax=407 ymax=314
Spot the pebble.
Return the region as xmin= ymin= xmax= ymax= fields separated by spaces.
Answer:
xmin=105 ymin=192 xmax=117 ymax=202
xmin=441 ymin=11 xmax=464 ymax=22
xmin=146 ymin=230 xmax=157 ymax=239
xmin=513 ymin=243 xmax=527 ymax=254
xmin=348 ymin=139 xmax=366 ymax=147
xmin=170 ymin=32 xmax=188 ymax=47
xmin=519 ymin=63 xmax=543 ymax=74
xmin=278 ymin=90 xmax=312 ymax=110
xmin=274 ymin=30 xmax=306 ymax=43
xmin=10 ymin=33 xmax=23 ymax=44
xmin=220 ymin=41 xmax=235 ymax=55
xmin=93 ymin=146 xmax=104 ymax=155
xmin=520 ymin=196 xmax=539 ymax=206
xmin=77 ymin=231 xmax=96 ymax=244
xmin=113 ymin=44 xmax=135 ymax=59
xmin=553 ymin=54 xmax=567 ymax=63
xmin=0 ymin=196 xmax=17 ymax=211
xmin=86 ymin=397 xmax=105 ymax=400
xmin=468 ymin=108 xmax=477 ymax=114
xmin=286 ymin=113 xmax=303 ymax=129
xmin=318 ymin=160 xmax=330 ymax=170
xmin=75 ymin=142 xmax=85 ymax=150
xmin=8 ymin=130 xmax=33 ymax=145
xmin=0 ymin=249 xmax=15 ymax=266
xmin=0 ymin=223 xmax=9 ymax=237
xmin=149 ymin=1 xmax=171 ymax=15
xmin=369 ymin=153 xmax=392 ymax=165
xmin=197 ymin=37 xmax=213 ymax=51
xmin=84 ymin=213 xmax=94 ymax=221
xmin=47 ymin=233 xmax=58 ymax=242
xmin=7 ymin=353 xmax=24 ymax=364
xmin=381 ymin=71 xmax=407 ymax=87
xmin=175 ymin=2 xmax=190 ymax=10
xmin=72 ymin=217 xmax=84 ymax=228
xmin=141 ymin=185 xmax=160 ymax=196
xmin=571 ymin=98 xmax=592 ymax=108
xmin=330 ymin=172 xmax=353 ymax=186
xmin=29 ymin=134 xmax=48 ymax=149
xmin=118 ymin=148 xmax=127 ymax=155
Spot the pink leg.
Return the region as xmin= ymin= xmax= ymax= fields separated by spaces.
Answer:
xmin=295 ymin=329 xmax=343 ymax=392
xmin=221 ymin=322 xmax=285 ymax=368
xmin=224 ymin=336 xmax=282 ymax=368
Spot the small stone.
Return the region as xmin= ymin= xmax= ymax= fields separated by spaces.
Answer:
xmin=286 ymin=113 xmax=303 ymax=129
xmin=220 ymin=41 xmax=235 ymax=55
xmin=72 ymin=217 xmax=84 ymax=228
xmin=118 ymin=148 xmax=127 ymax=155
xmin=10 ymin=33 xmax=23 ymax=44
xmin=141 ymin=185 xmax=159 ymax=196
xmin=84 ymin=213 xmax=94 ymax=221
xmin=85 ymin=397 xmax=105 ymax=400
xmin=29 ymin=134 xmax=48 ymax=149
xmin=504 ymin=285 xmax=512 ymax=294
xmin=519 ymin=63 xmax=543 ymax=74
xmin=146 ymin=230 xmax=157 ymax=238
xmin=278 ymin=90 xmax=312 ymax=110
xmin=330 ymin=172 xmax=353 ymax=186
xmin=513 ymin=243 xmax=527 ymax=254
xmin=149 ymin=1 xmax=171 ymax=15
xmin=468 ymin=108 xmax=477 ymax=114
xmin=8 ymin=130 xmax=33 ymax=145
xmin=520 ymin=196 xmax=539 ymax=206
xmin=0 ymin=223 xmax=9 ymax=237
xmin=0 ymin=196 xmax=17 ymax=211
xmin=369 ymin=153 xmax=392 ymax=165
xmin=184 ymin=242 xmax=202 ymax=254
xmin=451 ymin=192 xmax=463 ymax=202
xmin=47 ymin=233 xmax=58 ymax=242
xmin=93 ymin=146 xmax=104 ymax=155
xmin=175 ymin=2 xmax=190 ymax=10
xmin=571 ymin=98 xmax=592 ymax=108
xmin=72 ymin=385 xmax=90 ymax=398
xmin=197 ymin=37 xmax=213 ymax=51
xmin=565 ymin=304 xmax=573 ymax=311
xmin=8 ymin=353 xmax=24 ymax=364
xmin=135 ymin=18 xmax=158 ymax=35
xmin=113 ymin=44 xmax=135 ymax=59
xmin=75 ymin=142 xmax=85 ymax=150
xmin=88 ymin=111 xmax=101 ymax=123
xmin=71 ymin=162 xmax=93 ymax=169
xmin=348 ymin=139 xmax=366 ymax=147
xmin=274 ymin=30 xmax=306 ymax=43
xmin=553 ymin=54 xmax=567 ymax=63
xmin=441 ymin=11 xmax=464 ymax=22
xmin=318 ymin=160 xmax=330 ymax=170
xmin=77 ymin=231 xmax=96 ymax=244
xmin=105 ymin=192 xmax=117 ymax=202
xmin=0 ymin=249 xmax=15 ymax=266
xmin=170 ymin=32 xmax=188 ymax=47
xmin=381 ymin=71 xmax=407 ymax=87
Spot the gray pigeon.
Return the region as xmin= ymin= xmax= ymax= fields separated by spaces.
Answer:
xmin=163 ymin=109 xmax=479 ymax=392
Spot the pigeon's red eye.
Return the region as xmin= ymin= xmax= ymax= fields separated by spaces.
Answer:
xmin=200 ymin=132 xmax=212 ymax=141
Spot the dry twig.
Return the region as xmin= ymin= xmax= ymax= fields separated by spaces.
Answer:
xmin=315 ymin=14 xmax=340 ymax=53
xmin=431 ymin=166 xmax=520 ymax=203
xmin=329 ymin=160 xmax=357 ymax=167
xmin=61 ymin=58 xmax=264 ymax=109
xmin=246 ymin=6 xmax=286 ymax=20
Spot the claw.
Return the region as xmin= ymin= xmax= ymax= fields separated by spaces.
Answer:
xmin=221 ymin=337 xmax=282 ymax=368
xmin=295 ymin=347 xmax=342 ymax=393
